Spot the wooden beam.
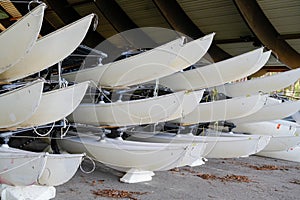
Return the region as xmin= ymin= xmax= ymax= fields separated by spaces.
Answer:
xmin=0 ymin=1 xmax=21 ymax=18
xmin=152 ymin=0 xmax=231 ymax=62
xmin=234 ymin=0 xmax=300 ymax=69
xmin=0 ymin=23 xmax=6 ymax=31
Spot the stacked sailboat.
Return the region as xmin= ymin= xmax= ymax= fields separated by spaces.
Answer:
xmin=55 ymin=27 xmax=299 ymax=183
xmin=56 ymin=31 xmax=286 ymax=183
xmin=0 ymin=3 xmax=44 ymax=74
xmin=1 ymin=1 xmax=300 ymax=193
xmin=0 ymin=3 xmax=96 ymax=199
xmin=58 ymin=33 xmax=216 ymax=183
xmin=59 ymin=33 xmax=214 ymax=88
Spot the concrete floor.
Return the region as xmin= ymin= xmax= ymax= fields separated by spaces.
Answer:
xmin=56 ymin=155 xmax=300 ymax=200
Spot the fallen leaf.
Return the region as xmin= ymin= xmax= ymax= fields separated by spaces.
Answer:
xmin=246 ymin=164 xmax=286 ymax=170
xmin=290 ymin=179 xmax=300 ymax=185
xmin=91 ymin=189 xmax=148 ymax=200
xmin=197 ymin=173 xmax=252 ymax=183
xmin=197 ymin=173 xmax=217 ymax=180
xmin=169 ymin=168 xmax=180 ymax=172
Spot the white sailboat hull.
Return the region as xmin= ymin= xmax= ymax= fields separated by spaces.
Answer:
xmin=256 ymin=145 xmax=300 ymax=162
xmin=38 ymin=153 xmax=84 ymax=186
xmin=154 ymin=48 xmax=266 ymax=91
xmin=126 ymin=131 xmax=270 ymax=159
xmin=16 ymin=81 xmax=89 ymax=128
xmin=70 ymin=90 xmax=203 ymax=127
xmin=230 ymin=100 xmax=300 ymax=124
xmin=0 ymin=4 xmax=45 ymax=73
xmin=58 ymin=134 xmax=206 ymax=172
xmin=292 ymin=111 xmax=300 ymax=124
xmin=233 ymin=120 xmax=300 ymax=152
xmin=0 ymin=14 xmax=94 ymax=82
xmin=173 ymin=94 xmax=267 ymax=124
xmin=60 ymin=33 xmax=214 ymax=87
xmin=0 ymin=146 xmax=83 ymax=186
xmin=215 ymin=68 xmax=300 ymax=97
xmin=0 ymin=80 xmax=43 ymax=129
xmin=233 ymin=120 xmax=298 ymax=136
xmin=204 ymin=133 xmax=270 ymax=158
xmin=0 ymin=149 xmax=45 ymax=186
xmin=261 ymin=135 xmax=300 ymax=152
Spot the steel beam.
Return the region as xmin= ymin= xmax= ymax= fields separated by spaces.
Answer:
xmin=234 ymin=0 xmax=300 ymax=69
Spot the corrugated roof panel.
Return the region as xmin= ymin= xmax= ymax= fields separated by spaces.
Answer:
xmin=72 ymin=2 xmax=132 ymax=48
xmin=139 ymin=27 xmax=181 ymax=45
xmin=44 ymin=10 xmax=65 ymax=29
xmin=257 ymin=0 xmax=300 ymax=35
xmin=72 ymin=2 xmax=118 ymax=38
xmin=265 ymin=54 xmax=286 ymax=67
xmin=116 ymin=0 xmax=171 ymax=29
xmin=67 ymin=0 xmax=84 ymax=4
xmin=286 ymin=39 xmax=300 ymax=52
xmin=116 ymin=0 xmax=179 ymax=44
xmin=178 ymin=0 xmax=252 ymax=40
xmin=217 ymin=43 xmax=258 ymax=56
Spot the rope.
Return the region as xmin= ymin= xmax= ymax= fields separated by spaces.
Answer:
xmin=92 ymin=14 xmax=98 ymax=31
xmin=153 ymin=79 xmax=159 ymax=97
xmin=60 ymin=118 xmax=70 ymax=138
xmin=28 ymin=1 xmax=45 ymax=15
xmin=180 ymin=36 xmax=187 ymax=46
xmin=33 ymin=122 xmax=56 ymax=137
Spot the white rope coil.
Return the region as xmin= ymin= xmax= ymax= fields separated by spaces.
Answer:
xmin=79 ymin=155 xmax=96 ymax=174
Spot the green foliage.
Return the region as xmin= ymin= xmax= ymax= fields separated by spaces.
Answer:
xmin=0 ymin=9 xmax=9 ymax=20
